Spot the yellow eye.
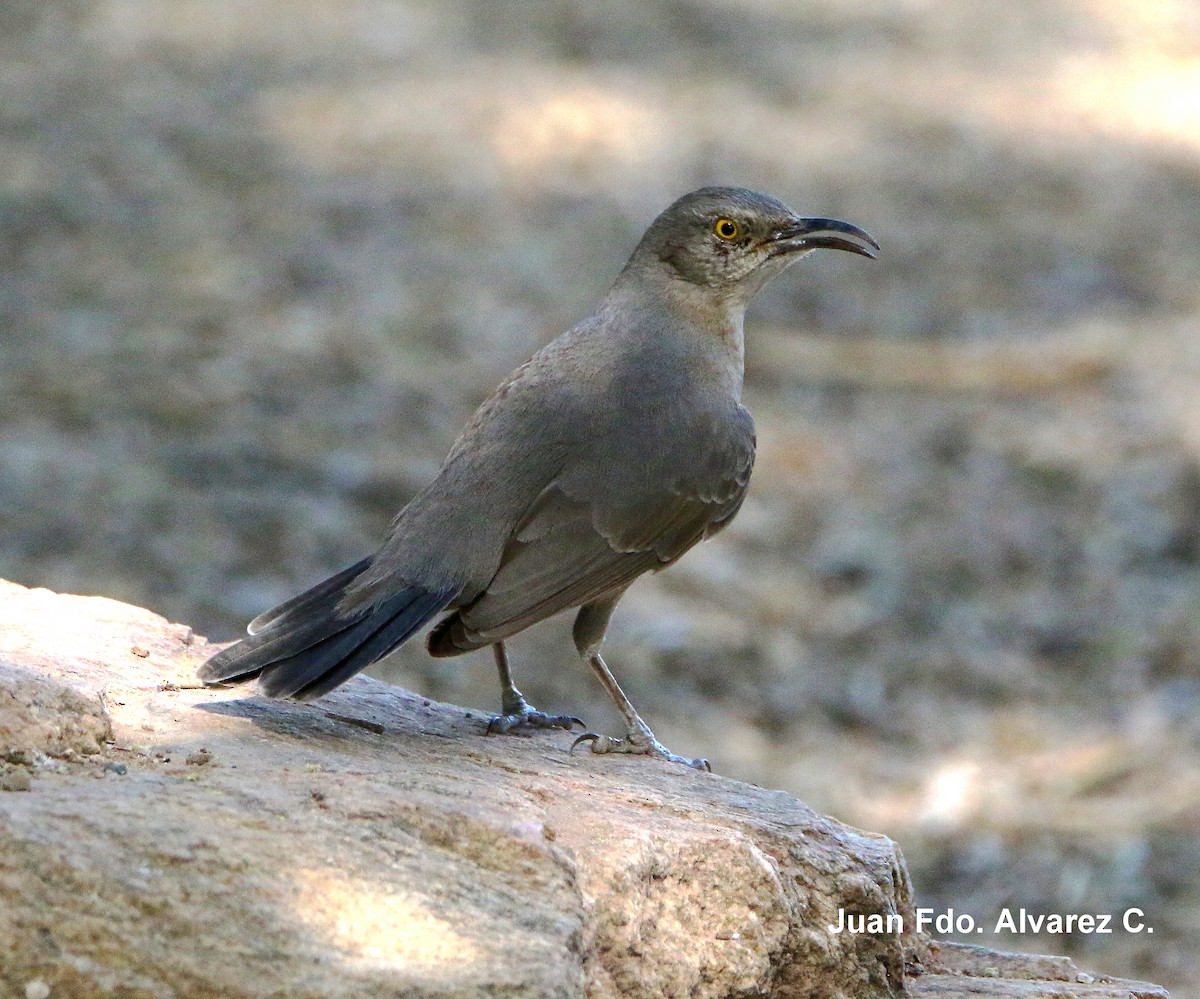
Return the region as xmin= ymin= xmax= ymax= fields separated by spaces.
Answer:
xmin=713 ymin=218 xmax=740 ymax=241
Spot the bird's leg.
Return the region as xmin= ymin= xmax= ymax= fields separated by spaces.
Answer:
xmin=486 ymin=641 xmax=582 ymax=734
xmin=571 ymin=649 xmax=711 ymax=772
xmin=567 ymin=599 xmax=710 ymax=771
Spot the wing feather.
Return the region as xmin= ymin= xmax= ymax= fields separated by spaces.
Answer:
xmin=428 ymin=402 xmax=756 ymax=656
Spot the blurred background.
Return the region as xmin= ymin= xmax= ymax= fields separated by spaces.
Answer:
xmin=2 ymin=0 xmax=1198 ymax=991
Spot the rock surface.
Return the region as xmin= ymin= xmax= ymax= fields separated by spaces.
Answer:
xmin=0 ymin=580 xmax=1169 ymax=999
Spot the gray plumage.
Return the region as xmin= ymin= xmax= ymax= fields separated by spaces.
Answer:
xmin=199 ymin=186 xmax=877 ymax=769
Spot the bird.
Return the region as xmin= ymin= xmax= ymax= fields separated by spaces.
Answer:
xmin=199 ymin=187 xmax=878 ymax=770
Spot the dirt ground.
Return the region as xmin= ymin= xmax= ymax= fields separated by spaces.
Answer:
xmin=2 ymin=0 xmax=1198 ymax=993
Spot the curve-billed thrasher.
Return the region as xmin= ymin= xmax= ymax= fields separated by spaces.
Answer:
xmin=199 ymin=187 xmax=877 ymax=769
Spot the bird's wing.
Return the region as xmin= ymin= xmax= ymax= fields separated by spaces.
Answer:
xmin=437 ymin=418 xmax=754 ymax=650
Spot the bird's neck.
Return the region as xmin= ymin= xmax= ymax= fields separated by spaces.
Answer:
xmin=606 ymin=262 xmax=746 ymax=402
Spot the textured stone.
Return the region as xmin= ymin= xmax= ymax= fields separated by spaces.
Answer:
xmin=0 ymin=580 xmax=1169 ymax=999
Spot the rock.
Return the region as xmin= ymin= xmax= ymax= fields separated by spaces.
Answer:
xmin=913 ymin=942 xmax=1168 ymax=998
xmin=0 ymin=665 xmax=111 ymax=763
xmin=0 ymin=766 xmax=32 ymax=792
xmin=0 ymin=580 xmax=1169 ymax=998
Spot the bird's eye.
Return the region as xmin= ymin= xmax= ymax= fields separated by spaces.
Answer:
xmin=713 ymin=218 xmax=740 ymax=241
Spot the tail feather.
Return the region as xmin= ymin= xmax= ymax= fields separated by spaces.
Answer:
xmin=201 ymin=608 xmax=360 ymax=684
xmin=200 ymin=565 xmax=456 ymax=701
xmin=247 ymin=557 xmax=372 ymax=635
xmin=267 ymin=587 xmax=454 ymax=700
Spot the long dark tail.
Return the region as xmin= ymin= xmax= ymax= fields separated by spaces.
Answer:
xmin=199 ymin=558 xmax=457 ymax=701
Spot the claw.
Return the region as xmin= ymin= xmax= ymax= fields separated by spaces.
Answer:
xmin=487 ymin=708 xmax=584 ymax=735
xmin=570 ymin=730 xmax=710 ymax=771
xmin=569 ymin=731 xmax=606 ymax=754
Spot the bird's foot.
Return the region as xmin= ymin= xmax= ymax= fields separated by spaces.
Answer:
xmin=570 ymin=730 xmax=711 ymax=772
xmin=487 ymin=703 xmax=583 ymax=735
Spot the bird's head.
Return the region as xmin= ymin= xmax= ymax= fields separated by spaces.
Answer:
xmin=628 ymin=186 xmax=878 ymax=306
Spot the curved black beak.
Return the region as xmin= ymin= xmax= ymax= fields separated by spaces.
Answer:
xmin=768 ymin=217 xmax=879 ymax=259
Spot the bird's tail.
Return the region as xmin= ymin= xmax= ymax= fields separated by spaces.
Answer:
xmin=198 ymin=558 xmax=457 ymax=701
